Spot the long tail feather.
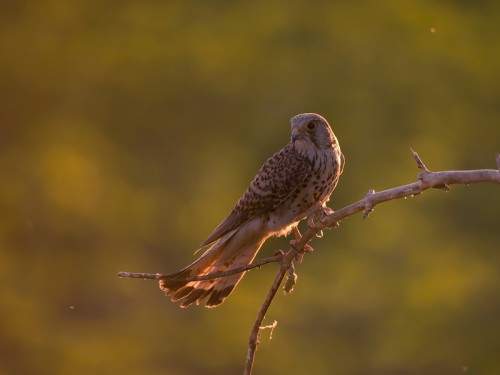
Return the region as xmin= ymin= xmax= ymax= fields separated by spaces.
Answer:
xmin=160 ymin=221 xmax=267 ymax=308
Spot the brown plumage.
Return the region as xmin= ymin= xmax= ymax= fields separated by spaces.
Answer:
xmin=160 ymin=113 xmax=344 ymax=307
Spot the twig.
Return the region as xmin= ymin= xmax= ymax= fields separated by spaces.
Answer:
xmin=118 ymin=253 xmax=283 ymax=282
xmin=117 ymin=272 xmax=163 ymax=279
xmin=244 ymin=249 xmax=297 ymax=375
xmin=410 ymin=147 xmax=430 ymax=172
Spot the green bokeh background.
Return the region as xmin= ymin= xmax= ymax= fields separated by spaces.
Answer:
xmin=1 ymin=1 xmax=499 ymax=374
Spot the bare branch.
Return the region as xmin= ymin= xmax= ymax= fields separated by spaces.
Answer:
xmin=117 ymin=253 xmax=283 ymax=282
xmin=117 ymin=271 xmax=163 ymax=279
xmin=244 ymin=249 xmax=297 ymax=375
xmin=315 ymin=152 xmax=500 ymax=231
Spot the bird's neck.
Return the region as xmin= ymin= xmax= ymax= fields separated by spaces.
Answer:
xmin=293 ymin=139 xmax=336 ymax=161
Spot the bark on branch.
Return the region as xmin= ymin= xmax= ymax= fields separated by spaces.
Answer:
xmin=118 ymin=150 xmax=500 ymax=375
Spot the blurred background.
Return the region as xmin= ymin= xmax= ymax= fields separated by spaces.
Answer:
xmin=1 ymin=1 xmax=499 ymax=374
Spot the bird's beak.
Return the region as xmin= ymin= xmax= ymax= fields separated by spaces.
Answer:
xmin=291 ymin=128 xmax=302 ymax=142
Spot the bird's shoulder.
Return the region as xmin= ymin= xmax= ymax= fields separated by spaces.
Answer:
xmin=197 ymin=144 xmax=311 ymax=248
xmin=236 ymin=143 xmax=312 ymax=214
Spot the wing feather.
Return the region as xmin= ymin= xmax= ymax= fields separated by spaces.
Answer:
xmin=197 ymin=143 xmax=310 ymax=250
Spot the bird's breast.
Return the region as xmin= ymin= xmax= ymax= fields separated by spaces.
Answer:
xmin=266 ymin=148 xmax=340 ymax=237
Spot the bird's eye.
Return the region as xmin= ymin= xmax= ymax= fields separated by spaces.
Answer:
xmin=306 ymin=121 xmax=316 ymax=131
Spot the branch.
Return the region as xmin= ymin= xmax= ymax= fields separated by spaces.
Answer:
xmin=117 ymin=150 xmax=500 ymax=374
xmin=243 ymin=150 xmax=500 ymax=373
xmin=244 ymin=249 xmax=296 ymax=375
xmin=118 ymin=253 xmax=283 ymax=282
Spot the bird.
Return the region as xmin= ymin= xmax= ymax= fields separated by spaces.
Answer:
xmin=159 ymin=113 xmax=344 ymax=308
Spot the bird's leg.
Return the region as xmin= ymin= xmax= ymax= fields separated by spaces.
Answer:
xmin=292 ymin=226 xmax=302 ymax=241
xmin=292 ymin=227 xmax=313 ymax=251
xmin=290 ymin=226 xmax=313 ymax=263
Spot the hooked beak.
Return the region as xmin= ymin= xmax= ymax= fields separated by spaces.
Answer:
xmin=291 ymin=128 xmax=302 ymax=142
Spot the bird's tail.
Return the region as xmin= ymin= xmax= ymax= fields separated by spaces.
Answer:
xmin=159 ymin=226 xmax=267 ymax=308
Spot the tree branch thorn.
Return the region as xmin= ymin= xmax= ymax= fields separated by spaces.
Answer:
xmin=329 ymin=221 xmax=340 ymax=228
xmin=362 ymin=189 xmax=376 ymax=218
xmin=410 ymin=147 xmax=430 ymax=173
xmin=410 ymin=148 xmax=450 ymax=191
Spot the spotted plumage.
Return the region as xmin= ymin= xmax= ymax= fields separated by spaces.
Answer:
xmin=160 ymin=113 xmax=344 ymax=307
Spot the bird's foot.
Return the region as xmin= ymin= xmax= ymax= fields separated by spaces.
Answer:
xmin=294 ymin=247 xmax=313 ymax=263
xmin=290 ymin=239 xmax=313 ymax=253
xmin=307 ymin=206 xmax=335 ymax=228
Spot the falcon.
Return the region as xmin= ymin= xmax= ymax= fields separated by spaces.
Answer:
xmin=160 ymin=113 xmax=344 ymax=307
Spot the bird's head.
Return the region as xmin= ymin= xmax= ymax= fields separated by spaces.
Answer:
xmin=290 ymin=113 xmax=337 ymax=154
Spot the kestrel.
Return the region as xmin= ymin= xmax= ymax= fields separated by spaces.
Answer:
xmin=160 ymin=113 xmax=344 ymax=308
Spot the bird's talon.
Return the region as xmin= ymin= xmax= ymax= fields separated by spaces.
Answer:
xmin=307 ymin=207 xmax=334 ymax=228
xmin=307 ymin=216 xmax=316 ymax=228
xmin=304 ymin=244 xmax=314 ymax=253
xmin=321 ymin=207 xmax=335 ymax=216
xmin=289 ymin=239 xmax=299 ymax=251
xmin=294 ymin=244 xmax=313 ymax=263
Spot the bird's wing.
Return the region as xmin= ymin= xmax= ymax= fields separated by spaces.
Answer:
xmin=197 ymin=143 xmax=310 ymax=249
xmin=339 ymin=151 xmax=345 ymax=176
